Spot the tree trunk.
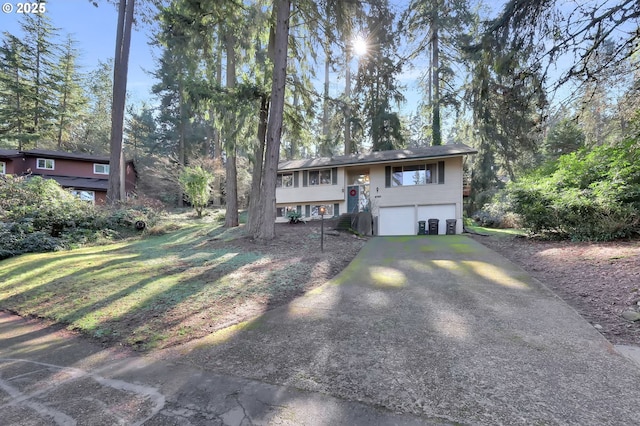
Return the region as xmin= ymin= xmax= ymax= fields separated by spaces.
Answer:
xmin=107 ymin=0 xmax=135 ymax=204
xmin=177 ymin=78 xmax=186 ymax=207
xmin=344 ymin=43 xmax=352 ymax=155
xmin=247 ymin=94 xmax=269 ymax=234
xmin=322 ymin=45 xmax=330 ymax=140
xmin=253 ymin=0 xmax=291 ymax=241
xmin=224 ymin=30 xmax=239 ymax=227
xmin=431 ymin=6 xmax=441 ymax=146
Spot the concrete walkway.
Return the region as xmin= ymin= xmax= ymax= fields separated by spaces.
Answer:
xmin=2 ymin=236 xmax=639 ymax=425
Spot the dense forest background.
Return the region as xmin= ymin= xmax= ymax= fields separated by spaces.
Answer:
xmin=1 ymin=0 xmax=638 ymax=240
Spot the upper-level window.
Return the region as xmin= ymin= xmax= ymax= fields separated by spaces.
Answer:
xmin=309 ymin=168 xmax=332 ymax=185
xmin=0 ymin=161 xmax=5 ymax=174
xmin=276 ymin=172 xmax=293 ymax=188
xmin=36 ymin=158 xmax=55 ymax=170
xmin=392 ymin=164 xmax=437 ymax=186
xmin=94 ymin=163 xmax=109 ymax=174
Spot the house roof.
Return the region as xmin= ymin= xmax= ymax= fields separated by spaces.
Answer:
xmin=278 ymin=143 xmax=478 ymax=171
xmin=40 ymin=175 xmax=109 ymax=191
xmin=20 ymin=149 xmax=110 ymax=162
xmin=0 ymin=149 xmax=136 ymax=164
xmin=0 ymin=149 xmax=21 ymax=158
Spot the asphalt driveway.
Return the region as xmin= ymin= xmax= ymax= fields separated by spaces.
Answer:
xmin=2 ymin=235 xmax=639 ymax=425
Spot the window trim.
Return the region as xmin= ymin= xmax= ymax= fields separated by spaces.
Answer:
xmin=0 ymin=161 xmax=5 ymax=174
xmin=276 ymin=172 xmax=294 ymax=188
xmin=93 ymin=163 xmax=109 ymax=175
xmin=308 ymin=168 xmax=333 ymax=186
xmin=36 ymin=158 xmax=55 ymax=170
xmin=390 ymin=163 xmax=437 ymax=187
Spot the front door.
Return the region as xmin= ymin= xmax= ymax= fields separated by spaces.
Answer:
xmin=347 ymin=185 xmax=360 ymax=214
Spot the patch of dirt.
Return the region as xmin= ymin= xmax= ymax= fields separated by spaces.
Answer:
xmin=469 ymin=234 xmax=640 ymax=346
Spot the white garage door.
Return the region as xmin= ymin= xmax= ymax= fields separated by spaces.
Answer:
xmin=378 ymin=206 xmax=415 ymax=236
xmin=417 ymin=204 xmax=456 ymax=235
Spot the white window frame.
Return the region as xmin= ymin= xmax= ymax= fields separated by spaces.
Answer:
xmin=36 ymin=158 xmax=55 ymax=170
xmin=71 ymin=190 xmax=95 ymax=203
xmin=309 ymin=168 xmax=332 ymax=186
xmin=0 ymin=161 xmax=5 ymax=174
xmin=276 ymin=172 xmax=293 ymax=188
xmin=93 ymin=163 xmax=109 ymax=175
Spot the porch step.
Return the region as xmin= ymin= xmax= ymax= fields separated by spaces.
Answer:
xmin=335 ymin=213 xmax=355 ymax=231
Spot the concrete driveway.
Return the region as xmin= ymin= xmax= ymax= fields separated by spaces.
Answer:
xmin=178 ymin=235 xmax=640 ymax=424
xmin=1 ymin=235 xmax=639 ymax=425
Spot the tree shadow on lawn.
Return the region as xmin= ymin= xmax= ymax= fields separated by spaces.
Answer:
xmin=0 ymin=222 xmax=339 ymax=351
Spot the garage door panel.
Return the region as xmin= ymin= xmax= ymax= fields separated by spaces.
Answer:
xmin=417 ymin=204 xmax=456 ymax=235
xmin=379 ymin=207 xmax=414 ymax=236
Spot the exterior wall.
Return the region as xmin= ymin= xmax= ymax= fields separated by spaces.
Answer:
xmin=276 ymin=167 xmax=346 ymax=204
xmin=1 ymin=157 xmax=24 ymax=174
xmin=125 ymin=162 xmax=137 ymax=195
xmin=369 ymin=157 xmax=464 ymax=234
xmin=276 ymin=167 xmax=346 ymax=221
xmin=22 ymin=156 xmax=108 ymax=178
xmin=275 ymin=157 xmax=466 ymax=233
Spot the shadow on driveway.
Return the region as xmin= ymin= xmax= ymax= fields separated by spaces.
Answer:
xmin=173 ymin=235 xmax=640 ymax=425
xmin=2 ymin=236 xmax=639 ymax=425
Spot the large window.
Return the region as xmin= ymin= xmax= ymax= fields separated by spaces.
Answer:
xmin=276 ymin=172 xmax=293 ymax=188
xmin=36 ymin=158 xmax=55 ymax=170
xmin=392 ymin=164 xmax=436 ymax=186
xmin=94 ymin=163 xmax=109 ymax=174
xmin=309 ymin=168 xmax=332 ymax=185
xmin=0 ymin=161 xmax=5 ymax=174
xmin=276 ymin=205 xmax=298 ymax=218
xmin=311 ymin=204 xmax=333 ymax=217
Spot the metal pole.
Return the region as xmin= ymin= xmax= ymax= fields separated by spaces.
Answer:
xmin=320 ymin=213 xmax=324 ymax=252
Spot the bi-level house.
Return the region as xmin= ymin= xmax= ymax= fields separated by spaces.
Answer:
xmin=0 ymin=149 xmax=136 ymax=204
xmin=275 ymin=143 xmax=476 ymax=236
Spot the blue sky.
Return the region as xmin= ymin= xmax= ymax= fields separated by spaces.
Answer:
xmin=0 ymin=0 xmax=156 ymax=103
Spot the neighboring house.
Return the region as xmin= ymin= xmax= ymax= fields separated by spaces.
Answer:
xmin=276 ymin=143 xmax=477 ymax=236
xmin=0 ymin=149 xmax=136 ymax=205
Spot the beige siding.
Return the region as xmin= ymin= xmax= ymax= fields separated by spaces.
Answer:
xmin=275 ymin=157 xmax=466 ymax=233
xmin=276 ymin=167 xmax=345 ymax=204
xmin=369 ymin=157 xmax=464 ymax=234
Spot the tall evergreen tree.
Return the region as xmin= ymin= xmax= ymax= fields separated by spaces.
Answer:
xmin=353 ymin=1 xmax=405 ymax=151
xmin=79 ymin=60 xmax=113 ymax=154
xmin=54 ymin=35 xmax=87 ymax=150
xmin=21 ymin=13 xmax=62 ymax=147
xmin=0 ymin=34 xmax=34 ymax=149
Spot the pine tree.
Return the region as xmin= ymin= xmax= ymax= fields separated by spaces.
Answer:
xmin=54 ymin=35 xmax=87 ymax=150
xmin=353 ymin=1 xmax=405 ymax=151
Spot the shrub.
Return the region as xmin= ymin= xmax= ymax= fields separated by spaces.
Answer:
xmin=509 ymin=137 xmax=640 ymax=241
xmin=472 ymin=191 xmax=521 ymax=229
xmin=0 ymin=175 xmax=162 ymax=258
xmin=179 ymin=166 xmax=215 ymax=217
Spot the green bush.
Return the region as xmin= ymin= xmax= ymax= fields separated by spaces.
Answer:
xmin=179 ymin=166 xmax=214 ymax=217
xmin=473 ymin=191 xmax=521 ymax=228
xmin=0 ymin=175 xmax=162 ymax=259
xmin=509 ymin=137 xmax=640 ymax=241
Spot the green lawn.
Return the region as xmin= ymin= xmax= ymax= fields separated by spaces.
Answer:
xmin=0 ymin=219 xmax=308 ymax=350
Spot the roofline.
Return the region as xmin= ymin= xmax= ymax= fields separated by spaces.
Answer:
xmin=278 ymin=145 xmax=477 ymax=172
xmin=0 ymin=149 xmax=135 ymax=163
